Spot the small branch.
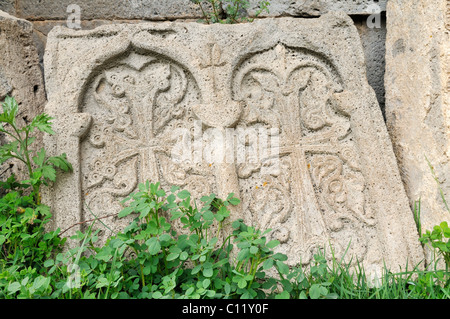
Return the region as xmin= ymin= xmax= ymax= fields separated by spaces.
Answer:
xmin=198 ymin=2 xmax=210 ymax=24
xmin=211 ymin=0 xmax=221 ymax=22
xmin=60 ymin=213 xmax=119 ymax=237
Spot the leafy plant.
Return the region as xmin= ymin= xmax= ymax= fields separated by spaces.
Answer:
xmin=2 ymin=97 xmax=450 ymax=299
xmin=33 ymin=181 xmax=295 ymax=299
xmin=417 ymin=157 xmax=450 ymax=270
xmin=420 ymin=222 xmax=450 ymax=270
xmin=413 ymin=198 xmax=422 ymax=237
xmin=190 ymin=0 xmax=270 ymax=24
xmin=0 ymin=96 xmax=70 ymax=270
xmin=0 ymin=96 xmax=72 ymax=204
xmin=2 ymin=176 xmax=450 ymax=299
xmin=108 ymin=181 xmax=288 ymax=299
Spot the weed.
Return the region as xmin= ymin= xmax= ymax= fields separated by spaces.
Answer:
xmin=417 ymin=157 xmax=450 ymax=270
xmin=191 ymin=0 xmax=270 ymax=24
xmin=0 ymin=96 xmax=70 ymax=271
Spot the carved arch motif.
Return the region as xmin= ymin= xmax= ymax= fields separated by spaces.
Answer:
xmin=232 ymin=43 xmax=379 ymax=265
xmin=79 ymin=49 xmax=214 ymax=235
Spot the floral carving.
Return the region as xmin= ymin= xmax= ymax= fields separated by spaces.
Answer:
xmin=81 ymin=51 xmax=208 ymax=212
xmin=232 ymin=44 xmax=376 ymax=265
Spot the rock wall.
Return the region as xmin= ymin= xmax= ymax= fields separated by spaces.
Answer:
xmin=385 ymin=0 xmax=450 ymax=234
xmin=0 ymin=1 xmax=387 ymax=113
xmin=246 ymin=0 xmax=386 ymax=17
xmin=0 ymin=0 xmax=386 ymax=19
xmin=0 ymin=10 xmax=46 ymax=190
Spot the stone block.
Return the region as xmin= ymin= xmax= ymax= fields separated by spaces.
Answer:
xmin=354 ymin=15 xmax=386 ymax=115
xmin=0 ymin=0 xmax=15 ymax=16
xmin=43 ymin=13 xmax=423 ymax=274
xmin=0 ymin=67 xmax=12 ymax=100
xmin=244 ymin=0 xmax=386 ymax=17
xmin=15 ymin=0 xmax=386 ymax=21
xmin=17 ymin=0 xmax=212 ymax=21
xmin=0 ymin=10 xmax=46 ymax=185
xmin=385 ymin=0 xmax=450 ymax=236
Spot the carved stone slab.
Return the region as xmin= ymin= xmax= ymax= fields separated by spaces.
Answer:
xmin=385 ymin=0 xmax=450 ymax=237
xmin=43 ymin=13 xmax=423 ymax=274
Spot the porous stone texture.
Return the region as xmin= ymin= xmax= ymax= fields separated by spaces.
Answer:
xmin=43 ymin=13 xmax=423 ymax=274
xmin=1 ymin=0 xmax=386 ymax=20
xmin=0 ymin=1 xmax=389 ymax=111
xmin=0 ymin=10 xmax=46 ymax=188
xmin=0 ymin=0 xmax=15 ymax=16
xmin=354 ymin=14 xmax=386 ymax=115
xmin=385 ymin=0 xmax=450 ymax=236
xmin=0 ymin=67 xmax=12 ymax=100
xmin=14 ymin=0 xmax=213 ymax=21
xmin=244 ymin=0 xmax=386 ymax=17
xmin=30 ymin=17 xmax=389 ymax=124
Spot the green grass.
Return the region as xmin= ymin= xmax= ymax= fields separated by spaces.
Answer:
xmin=301 ymin=251 xmax=450 ymax=299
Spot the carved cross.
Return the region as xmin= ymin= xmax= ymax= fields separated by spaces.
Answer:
xmin=89 ymin=59 xmax=188 ymax=192
xmin=235 ymin=44 xmax=348 ymax=248
xmin=200 ymin=42 xmax=226 ymax=92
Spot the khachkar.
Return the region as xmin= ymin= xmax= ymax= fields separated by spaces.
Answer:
xmin=43 ymin=12 xmax=424 ymax=275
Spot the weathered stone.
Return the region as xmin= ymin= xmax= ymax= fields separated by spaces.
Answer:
xmin=13 ymin=0 xmax=385 ymax=21
xmin=43 ymin=13 xmax=423 ymax=274
xmin=32 ymin=20 xmax=155 ymax=70
xmin=0 ymin=0 xmax=15 ymax=16
xmin=17 ymin=0 xmax=213 ymax=21
xmin=0 ymin=67 xmax=12 ymax=100
xmin=244 ymin=0 xmax=386 ymax=17
xmin=354 ymin=16 xmax=386 ymax=115
xmin=29 ymin=19 xmax=388 ymax=112
xmin=0 ymin=10 xmax=46 ymax=184
xmin=385 ymin=0 xmax=450 ymax=236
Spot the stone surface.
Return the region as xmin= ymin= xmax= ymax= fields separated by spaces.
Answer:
xmin=385 ymin=0 xmax=450 ymax=236
xmin=244 ymin=0 xmax=386 ymax=17
xmin=354 ymin=15 xmax=386 ymax=115
xmin=0 ymin=67 xmax=12 ymax=100
xmin=32 ymin=20 xmax=149 ymax=70
xmin=43 ymin=13 xmax=423 ymax=273
xmin=5 ymin=0 xmax=386 ymax=21
xmin=0 ymin=10 xmax=46 ymax=186
xmin=32 ymin=19 xmax=389 ymax=112
xmin=2 ymin=1 xmax=388 ymax=111
xmin=16 ymin=0 xmax=213 ymax=21
xmin=0 ymin=0 xmax=15 ymax=16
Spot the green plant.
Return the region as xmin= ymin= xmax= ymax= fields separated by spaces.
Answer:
xmin=0 ymin=96 xmax=72 ymax=204
xmin=34 ymin=181 xmax=293 ymax=299
xmin=413 ymin=198 xmax=422 ymax=237
xmin=230 ymin=219 xmax=290 ymax=298
xmin=190 ymin=0 xmax=270 ymax=24
xmin=0 ymin=96 xmax=70 ymax=270
xmin=417 ymin=157 xmax=450 ymax=270
xmin=420 ymin=222 xmax=450 ymax=270
xmin=112 ymin=182 xmax=289 ymax=299
xmin=425 ymin=157 xmax=449 ymax=213
xmin=2 ymin=97 xmax=450 ymax=299
xmin=2 ymin=176 xmax=450 ymax=300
